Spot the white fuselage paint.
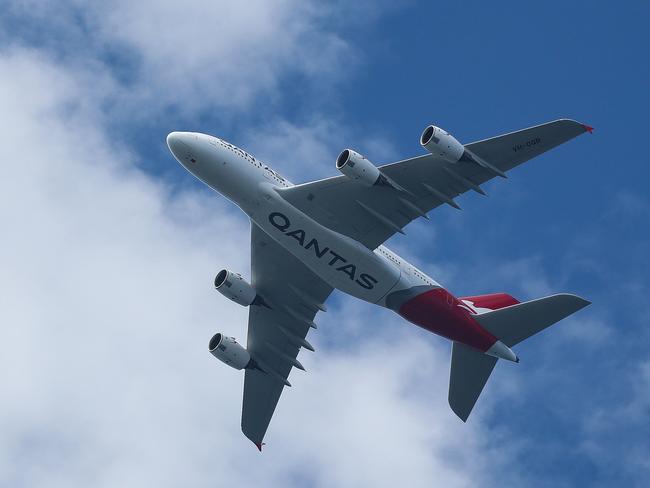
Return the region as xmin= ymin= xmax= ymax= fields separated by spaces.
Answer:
xmin=167 ymin=132 xmax=440 ymax=306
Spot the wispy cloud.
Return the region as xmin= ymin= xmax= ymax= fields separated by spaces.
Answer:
xmin=1 ymin=2 xmax=648 ymax=487
xmin=0 ymin=8 xmax=506 ymax=488
xmin=2 ymin=0 xmax=354 ymax=119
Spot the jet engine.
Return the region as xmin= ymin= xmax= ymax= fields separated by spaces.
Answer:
xmin=336 ymin=149 xmax=381 ymax=186
xmin=209 ymin=333 xmax=252 ymax=370
xmin=420 ymin=125 xmax=465 ymax=163
xmin=214 ymin=269 xmax=257 ymax=306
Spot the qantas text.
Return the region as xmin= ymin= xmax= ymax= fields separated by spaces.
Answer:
xmin=268 ymin=212 xmax=378 ymax=290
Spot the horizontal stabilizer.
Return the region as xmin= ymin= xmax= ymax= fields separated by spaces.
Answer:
xmin=449 ymin=341 xmax=498 ymax=421
xmin=473 ymin=293 xmax=590 ymax=347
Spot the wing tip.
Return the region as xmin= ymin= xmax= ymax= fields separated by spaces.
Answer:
xmin=449 ymin=399 xmax=471 ymax=422
xmin=254 ymin=441 xmax=265 ymax=452
xmin=556 ymin=118 xmax=594 ymax=134
xmin=555 ymin=293 xmax=592 ymax=310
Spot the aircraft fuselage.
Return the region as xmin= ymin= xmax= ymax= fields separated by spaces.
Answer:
xmin=167 ymin=132 xmax=513 ymax=358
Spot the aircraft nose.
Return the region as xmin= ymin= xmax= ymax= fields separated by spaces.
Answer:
xmin=167 ymin=131 xmax=201 ymax=167
xmin=167 ymin=131 xmax=191 ymax=158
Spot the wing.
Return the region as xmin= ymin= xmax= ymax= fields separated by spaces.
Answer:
xmin=279 ymin=119 xmax=591 ymax=249
xmin=242 ymin=222 xmax=333 ymax=447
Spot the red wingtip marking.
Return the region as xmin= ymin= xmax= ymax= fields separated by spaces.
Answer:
xmin=255 ymin=442 xmax=265 ymax=452
xmin=583 ymin=124 xmax=594 ymax=134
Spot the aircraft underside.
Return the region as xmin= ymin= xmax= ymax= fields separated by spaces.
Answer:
xmin=166 ymin=118 xmax=592 ymax=448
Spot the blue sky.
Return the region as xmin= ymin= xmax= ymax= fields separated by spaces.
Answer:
xmin=1 ymin=1 xmax=648 ymax=487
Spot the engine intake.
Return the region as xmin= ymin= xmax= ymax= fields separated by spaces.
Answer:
xmin=336 ymin=149 xmax=381 ymax=186
xmin=209 ymin=333 xmax=252 ymax=370
xmin=420 ymin=125 xmax=465 ymax=163
xmin=214 ymin=269 xmax=257 ymax=306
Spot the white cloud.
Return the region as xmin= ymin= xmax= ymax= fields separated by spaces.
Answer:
xmin=0 ymin=45 xmax=526 ymax=488
xmin=0 ymin=47 xmax=246 ymax=486
xmin=101 ymin=0 xmax=350 ymax=112
xmin=577 ymin=359 xmax=650 ymax=480
xmin=3 ymin=0 xmax=352 ymax=117
xmin=241 ymin=118 xmax=344 ymax=181
xmin=2 ymin=3 xmax=646 ymax=487
xmin=238 ymin=116 xmax=401 ymax=188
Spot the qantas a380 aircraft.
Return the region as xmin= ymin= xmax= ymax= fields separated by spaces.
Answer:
xmin=167 ymin=119 xmax=592 ymax=450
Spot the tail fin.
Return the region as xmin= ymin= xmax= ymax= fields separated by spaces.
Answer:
xmin=448 ymin=293 xmax=590 ymax=421
xmin=459 ymin=292 xmax=519 ymax=312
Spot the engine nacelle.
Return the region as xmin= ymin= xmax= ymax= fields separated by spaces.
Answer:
xmin=336 ymin=149 xmax=381 ymax=186
xmin=209 ymin=333 xmax=252 ymax=370
xmin=420 ymin=125 xmax=465 ymax=163
xmin=214 ymin=269 xmax=256 ymax=306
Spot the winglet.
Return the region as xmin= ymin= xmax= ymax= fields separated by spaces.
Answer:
xmin=255 ymin=442 xmax=265 ymax=452
xmin=582 ymin=124 xmax=594 ymax=134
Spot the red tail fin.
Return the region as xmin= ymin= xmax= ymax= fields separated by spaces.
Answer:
xmin=459 ymin=293 xmax=519 ymax=312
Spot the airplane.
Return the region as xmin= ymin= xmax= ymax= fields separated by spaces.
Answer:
xmin=167 ymin=119 xmax=592 ymax=450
